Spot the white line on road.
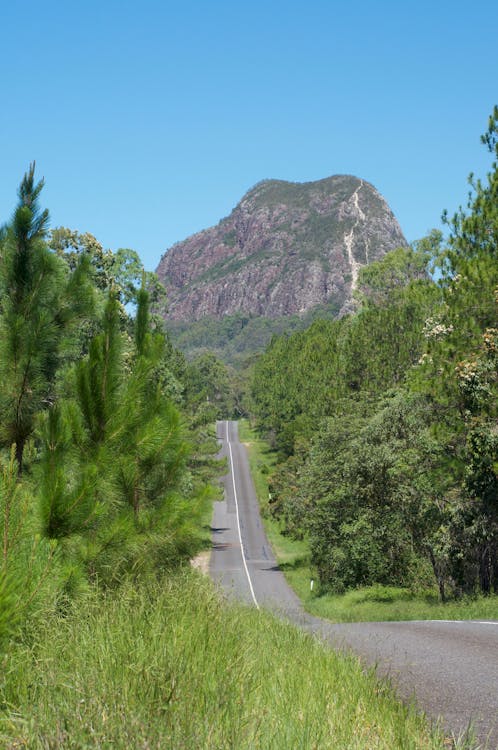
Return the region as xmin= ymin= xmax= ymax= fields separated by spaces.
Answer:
xmin=225 ymin=421 xmax=260 ymax=610
xmin=420 ymin=620 xmax=498 ymax=626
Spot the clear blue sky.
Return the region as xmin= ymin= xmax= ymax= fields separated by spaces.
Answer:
xmin=1 ymin=1 xmax=497 ymax=270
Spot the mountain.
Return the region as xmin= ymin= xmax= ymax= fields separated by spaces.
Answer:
xmin=155 ymin=175 xmax=407 ymax=359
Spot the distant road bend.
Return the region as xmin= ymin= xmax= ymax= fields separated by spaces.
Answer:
xmin=210 ymin=420 xmax=498 ymax=748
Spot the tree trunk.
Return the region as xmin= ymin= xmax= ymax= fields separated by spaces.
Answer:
xmin=479 ymin=545 xmax=492 ymax=595
xmin=428 ymin=547 xmax=446 ymax=603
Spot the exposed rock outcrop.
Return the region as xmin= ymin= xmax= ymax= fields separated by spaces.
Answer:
xmin=156 ymin=175 xmax=407 ymax=322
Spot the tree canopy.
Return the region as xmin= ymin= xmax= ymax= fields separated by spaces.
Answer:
xmin=251 ymin=108 xmax=498 ymax=597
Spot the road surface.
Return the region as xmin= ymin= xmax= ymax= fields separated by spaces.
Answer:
xmin=210 ymin=420 xmax=498 ymax=748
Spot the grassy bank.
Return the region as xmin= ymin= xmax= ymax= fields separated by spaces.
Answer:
xmin=1 ymin=571 xmax=454 ymax=749
xmin=239 ymin=419 xmax=498 ymax=624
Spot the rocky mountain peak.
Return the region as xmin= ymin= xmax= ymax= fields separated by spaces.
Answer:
xmin=156 ymin=175 xmax=407 ymax=323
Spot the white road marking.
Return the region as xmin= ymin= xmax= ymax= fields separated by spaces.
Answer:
xmin=420 ymin=620 xmax=498 ymax=626
xmin=225 ymin=421 xmax=260 ymax=610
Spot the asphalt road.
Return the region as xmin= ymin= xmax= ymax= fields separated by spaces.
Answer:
xmin=210 ymin=420 xmax=498 ymax=748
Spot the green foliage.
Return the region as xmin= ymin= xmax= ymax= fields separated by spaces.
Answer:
xmin=35 ymin=286 xmax=207 ymax=585
xmin=0 ymin=446 xmax=62 ymax=643
xmin=0 ymin=573 xmax=447 ymax=749
xmin=167 ymin=297 xmax=347 ymax=365
xmin=0 ymin=165 xmax=219 ymax=669
xmin=183 ymin=351 xmax=242 ymax=422
xmin=37 ymin=402 xmax=101 ymax=540
xmin=245 ymin=419 xmax=498 ymax=624
xmin=252 ymin=248 xmax=438 ymax=456
xmin=288 ymin=570 xmax=498 ymax=624
xmin=247 ymin=175 xmax=365 ymax=212
xmin=412 ymin=108 xmax=498 ymax=594
xmin=356 ymin=239 xmax=434 ymax=306
xmin=49 ymin=226 xmax=165 ymax=309
xmin=0 ymin=571 xmax=17 ymax=649
xmin=167 ymin=310 xmax=311 ymax=363
xmin=304 ymin=393 xmax=441 ymax=592
xmin=0 ymin=165 xmax=94 ymax=470
xmin=251 ymin=108 xmax=498 ymax=598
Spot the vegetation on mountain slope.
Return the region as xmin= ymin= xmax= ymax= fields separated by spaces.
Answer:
xmin=156 ymin=174 xmax=407 ymax=359
xmin=166 ymin=297 xmax=345 ymax=363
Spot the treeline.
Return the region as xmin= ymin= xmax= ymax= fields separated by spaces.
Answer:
xmin=251 ymin=109 xmax=498 ymax=599
xmin=0 ymin=165 xmax=218 ymax=652
xmin=167 ymin=300 xmax=342 ymax=364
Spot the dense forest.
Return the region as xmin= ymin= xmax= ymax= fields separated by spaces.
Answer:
xmin=0 ymin=163 xmax=223 ymax=661
xmin=251 ymin=109 xmax=498 ymax=600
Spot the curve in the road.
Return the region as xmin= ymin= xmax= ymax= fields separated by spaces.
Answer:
xmin=210 ymin=420 xmax=498 ymax=748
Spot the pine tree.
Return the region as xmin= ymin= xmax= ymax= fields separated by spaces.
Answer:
xmin=419 ymin=109 xmax=498 ymax=593
xmin=115 ymin=280 xmax=187 ymax=521
xmin=0 ymin=164 xmax=93 ymax=472
xmin=38 ymin=285 xmax=197 ymax=584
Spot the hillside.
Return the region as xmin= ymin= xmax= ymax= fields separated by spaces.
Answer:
xmin=156 ymin=176 xmax=407 ymax=357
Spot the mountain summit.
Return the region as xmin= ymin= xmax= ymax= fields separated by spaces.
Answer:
xmin=156 ymin=176 xmax=407 ymax=327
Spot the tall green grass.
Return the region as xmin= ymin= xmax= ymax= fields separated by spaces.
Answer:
xmin=1 ymin=572 xmax=454 ymax=749
xmin=287 ymin=573 xmax=498 ymax=623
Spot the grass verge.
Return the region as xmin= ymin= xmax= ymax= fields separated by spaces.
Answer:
xmin=0 ymin=571 xmax=457 ymax=749
xmin=239 ymin=419 xmax=498 ymax=624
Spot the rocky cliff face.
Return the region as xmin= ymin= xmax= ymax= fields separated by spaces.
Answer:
xmin=156 ymin=175 xmax=407 ymax=322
